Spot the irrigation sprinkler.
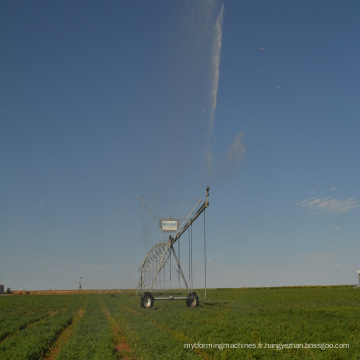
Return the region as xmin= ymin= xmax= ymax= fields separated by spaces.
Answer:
xmin=137 ymin=186 xmax=210 ymax=308
xmin=355 ymin=270 xmax=360 ymax=288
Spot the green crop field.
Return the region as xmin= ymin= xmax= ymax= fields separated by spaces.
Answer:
xmin=0 ymin=286 xmax=359 ymax=359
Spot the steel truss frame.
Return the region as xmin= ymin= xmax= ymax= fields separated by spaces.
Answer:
xmin=137 ymin=186 xmax=210 ymax=307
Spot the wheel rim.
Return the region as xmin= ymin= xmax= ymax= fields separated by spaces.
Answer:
xmin=189 ymin=298 xmax=197 ymax=306
xmin=143 ymin=296 xmax=152 ymax=308
xmin=187 ymin=292 xmax=198 ymax=307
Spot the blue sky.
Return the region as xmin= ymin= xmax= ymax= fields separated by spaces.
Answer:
xmin=1 ymin=0 xmax=360 ymax=291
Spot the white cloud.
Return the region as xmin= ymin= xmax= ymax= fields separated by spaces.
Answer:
xmin=301 ymin=251 xmax=336 ymax=265
xmin=211 ymin=132 xmax=246 ymax=179
xmin=226 ymin=132 xmax=246 ymax=170
xmin=298 ymin=196 xmax=360 ymax=215
xmin=331 ymin=187 xmax=337 ymax=191
xmin=328 ymin=225 xmax=341 ymax=231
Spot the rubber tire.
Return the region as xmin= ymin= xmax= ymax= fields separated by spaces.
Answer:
xmin=186 ymin=292 xmax=199 ymax=307
xmin=141 ymin=292 xmax=154 ymax=308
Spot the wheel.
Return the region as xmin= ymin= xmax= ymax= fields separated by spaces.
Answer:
xmin=186 ymin=292 xmax=199 ymax=307
xmin=141 ymin=292 xmax=154 ymax=308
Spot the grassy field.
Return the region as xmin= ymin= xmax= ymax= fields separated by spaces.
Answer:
xmin=0 ymin=286 xmax=359 ymax=359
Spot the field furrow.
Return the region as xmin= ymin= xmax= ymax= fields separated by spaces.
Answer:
xmin=55 ymin=296 xmax=115 ymax=360
xmin=41 ymin=304 xmax=87 ymax=360
xmin=101 ymin=304 xmax=135 ymax=360
xmin=0 ymin=312 xmax=73 ymax=359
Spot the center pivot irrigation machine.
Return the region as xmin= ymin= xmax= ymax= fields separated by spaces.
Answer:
xmin=137 ymin=186 xmax=210 ymax=308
